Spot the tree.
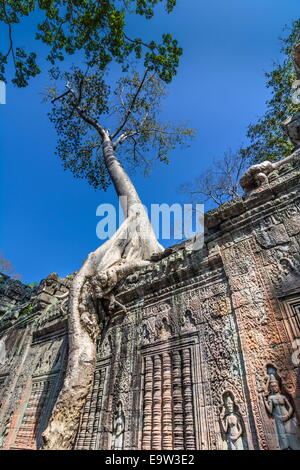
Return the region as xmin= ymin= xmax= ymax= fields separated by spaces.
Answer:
xmin=180 ymin=149 xmax=247 ymax=208
xmin=239 ymin=18 xmax=300 ymax=164
xmin=0 ymin=0 xmax=181 ymax=87
xmin=0 ymin=251 xmax=21 ymax=279
xmin=1 ymin=0 xmax=191 ymax=449
xmin=0 ymin=1 xmax=190 ymax=449
xmin=40 ymin=60 xmax=194 ymax=448
xmin=181 ymin=19 xmax=300 ymax=210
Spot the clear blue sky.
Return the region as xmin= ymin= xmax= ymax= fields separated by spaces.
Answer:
xmin=0 ymin=0 xmax=299 ymax=284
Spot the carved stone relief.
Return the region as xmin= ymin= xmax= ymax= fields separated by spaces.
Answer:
xmin=0 ymin=155 xmax=300 ymax=451
xmin=219 ymin=392 xmax=248 ymax=450
xmin=75 ymin=364 xmax=108 ymax=450
xmin=111 ymin=401 xmax=125 ymax=450
xmin=140 ymin=345 xmax=197 ymax=450
xmin=260 ymin=366 xmax=300 ymax=450
xmin=34 ymin=339 xmax=63 ymax=376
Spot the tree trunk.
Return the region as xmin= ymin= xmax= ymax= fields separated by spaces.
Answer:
xmin=41 ymin=132 xmax=162 ymax=450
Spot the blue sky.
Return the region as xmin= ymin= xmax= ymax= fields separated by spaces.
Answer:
xmin=0 ymin=0 xmax=299 ymax=284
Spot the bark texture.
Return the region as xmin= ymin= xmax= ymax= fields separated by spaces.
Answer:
xmin=41 ymin=134 xmax=163 ymax=449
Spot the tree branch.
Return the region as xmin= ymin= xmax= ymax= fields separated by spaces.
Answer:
xmin=123 ymin=32 xmax=156 ymax=52
xmin=111 ymin=68 xmax=150 ymax=139
xmin=1 ymin=0 xmax=16 ymax=68
xmin=51 ymin=89 xmax=71 ymax=103
xmin=112 ymin=132 xmax=127 ymax=148
xmin=128 ymin=134 xmax=153 ymax=171
xmin=144 ymin=128 xmax=184 ymax=136
xmin=53 ymin=82 xmax=106 ymax=138
xmin=112 ymin=131 xmax=138 ymax=149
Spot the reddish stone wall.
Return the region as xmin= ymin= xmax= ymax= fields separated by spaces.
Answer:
xmin=0 ymin=157 xmax=300 ymax=450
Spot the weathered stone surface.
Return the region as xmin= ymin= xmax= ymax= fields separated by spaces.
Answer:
xmin=0 ymin=155 xmax=300 ymax=450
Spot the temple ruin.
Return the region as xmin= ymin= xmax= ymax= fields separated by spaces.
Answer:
xmin=0 ymin=152 xmax=300 ymax=450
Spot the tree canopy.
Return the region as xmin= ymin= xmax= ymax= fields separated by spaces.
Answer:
xmin=47 ymin=65 xmax=194 ymax=191
xmin=182 ymin=18 xmax=300 ymax=210
xmin=239 ymin=18 xmax=300 ymax=164
xmin=1 ymin=1 xmax=191 ymax=192
xmin=0 ymin=0 xmax=181 ymax=87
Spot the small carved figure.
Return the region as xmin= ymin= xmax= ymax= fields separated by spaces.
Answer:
xmin=262 ymin=372 xmax=300 ymax=450
xmin=141 ymin=323 xmax=151 ymax=343
xmin=111 ymin=401 xmax=125 ymax=450
xmin=157 ymin=316 xmax=172 ymax=340
xmin=219 ymin=393 xmax=246 ymax=450
xmin=181 ymin=309 xmax=196 ymax=331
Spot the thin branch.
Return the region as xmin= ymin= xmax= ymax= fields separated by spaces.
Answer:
xmin=138 ymin=110 xmax=150 ymax=130
xmin=55 ymin=17 xmax=67 ymax=42
xmin=111 ymin=68 xmax=150 ymax=139
xmin=67 ymin=64 xmax=90 ymax=120
xmin=53 ymin=82 xmax=106 ymax=137
xmin=1 ymin=0 xmax=16 ymax=68
xmin=51 ymin=89 xmax=71 ymax=103
xmin=119 ymin=85 xmax=127 ymax=111
xmin=112 ymin=132 xmax=127 ymax=149
xmin=67 ymin=83 xmax=105 ymax=136
xmin=129 ymin=135 xmax=153 ymax=171
xmin=144 ymin=128 xmax=184 ymax=136
xmin=112 ymin=131 xmax=138 ymax=149
xmin=123 ymin=32 xmax=155 ymax=52
xmin=182 ymin=183 xmax=225 ymax=207
xmin=114 ymin=126 xmax=185 ymax=145
xmin=132 ymin=136 xmax=138 ymax=162
xmin=235 ymin=153 xmax=247 ymax=184
xmin=206 ymin=192 xmax=223 ymax=206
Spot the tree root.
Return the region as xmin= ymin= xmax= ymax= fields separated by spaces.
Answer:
xmin=41 ymin=212 xmax=162 ymax=450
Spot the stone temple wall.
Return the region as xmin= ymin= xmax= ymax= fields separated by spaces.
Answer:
xmin=0 ymin=156 xmax=300 ymax=450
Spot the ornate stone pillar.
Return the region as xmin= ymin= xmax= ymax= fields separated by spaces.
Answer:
xmin=172 ymin=350 xmax=184 ymax=450
xmin=182 ymin=348 xmax=196 ymax=449
xmin=142 ymin=356 xmax=153 ymax=450
xmin=152 ymin=355 xmax=162 ymax=449
xmin=162 ymin=352 xmax=173 ymax=450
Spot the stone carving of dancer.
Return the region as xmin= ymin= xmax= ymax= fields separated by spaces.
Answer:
xmin=219 ymin=393 xmax=246 ymax=450
xmin=262 ymin=372 xmax=300 ymax=450
xmin=111 ymin=401 xmax=125 ymax=450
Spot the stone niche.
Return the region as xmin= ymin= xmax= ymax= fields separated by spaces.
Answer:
xmin=0 ymin=156 xmax=300 ymax=450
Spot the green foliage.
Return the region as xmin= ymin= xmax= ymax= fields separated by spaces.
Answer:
xmin=0 ymin=1 xmax=189 ymax=193
xmin=135 ymin=0 xmax=176 ymax=18
xmin=48 ymin=66 xmax=111 ymax=189
xmin=20 ymin=303 xmax=33 ymax=315
xmin=0 ymin=0 xmax=181 ymax=86
xmin=112 ymin=70 xmax=194 ymax=171
xmin=47 ymin=66 xmax=195 ymax=190
xmin=144 ymin=33 xmax=182 ymax=83
xmin=240 ymin=19 xmax=300 ymax=164
xmin=0 ymin=0 xmax=40 ymax=86
xmin=27 ymin=281 xmax=39 ymax=288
